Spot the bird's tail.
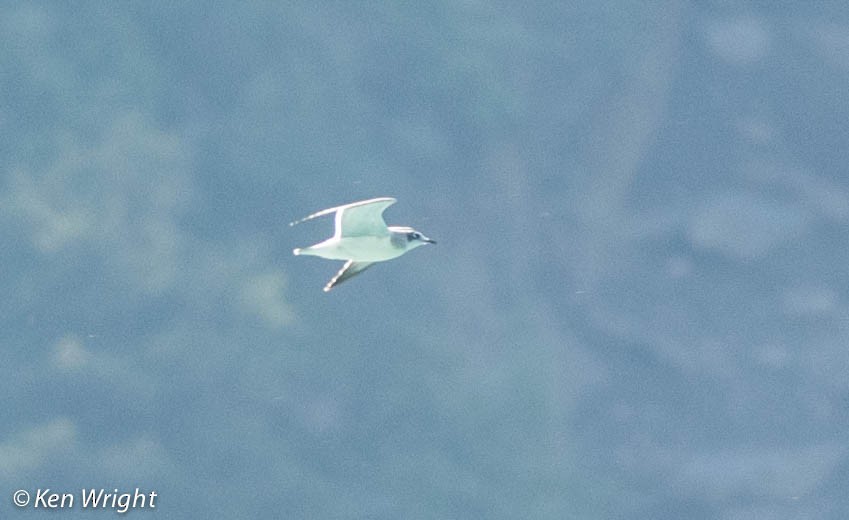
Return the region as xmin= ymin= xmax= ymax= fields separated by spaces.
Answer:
xmin=293 ymin=245 xmax=322 ymax=257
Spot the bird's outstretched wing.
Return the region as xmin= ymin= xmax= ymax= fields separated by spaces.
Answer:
xmin=335 ymin=197 xmax=396 ymax=238
xmin=289 ymin=197 xmax=396 ymax=236
xmin=289 ymin=197 xmax=396 ymax=239
xmin=324 ymin=260 xmax=375 ymax=292
xmin=289 ymin=203 xmax=344 ymax=227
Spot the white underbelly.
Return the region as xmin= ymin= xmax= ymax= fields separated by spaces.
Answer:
xmin=308 ymin=236 xmax=403 ymax=262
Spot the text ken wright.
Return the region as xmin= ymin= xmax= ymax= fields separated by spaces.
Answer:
xmin=34 ymin=488 xmax=157 ymax=513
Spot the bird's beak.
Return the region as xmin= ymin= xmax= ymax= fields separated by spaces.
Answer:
xmin=425 ymin=238 xmax=436 ymax=244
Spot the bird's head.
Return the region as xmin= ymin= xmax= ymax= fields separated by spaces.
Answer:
xmin=406 ymin=229 xmax=436 ymax=248
xmin=390 ymin=226 xmax=436 ymax=250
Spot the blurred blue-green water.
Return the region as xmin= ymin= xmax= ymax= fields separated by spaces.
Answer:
xmin=2 ymin=2 xmax=848 ymax=518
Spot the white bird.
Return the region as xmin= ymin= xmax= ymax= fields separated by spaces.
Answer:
xmin=291 ymin=197 xmax=435 ymax=292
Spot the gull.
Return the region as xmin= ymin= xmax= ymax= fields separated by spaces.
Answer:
xmin=291 ymin=197 xmax=435 ymax=292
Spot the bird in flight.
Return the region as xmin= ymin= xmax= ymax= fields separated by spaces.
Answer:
xmin=291 ymin=197 xmax=435 ymax=292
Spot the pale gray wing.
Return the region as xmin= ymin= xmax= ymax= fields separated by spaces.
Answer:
xmin=335 ymin=197 xmax=396 ymax=238
xmin=289 ymin=203 xmax=344 ymax=227
xmin=323 ymin=260 xmax=375 ymax=292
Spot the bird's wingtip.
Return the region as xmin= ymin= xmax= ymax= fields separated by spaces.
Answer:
xmin=293 ymin=248 xmax=301 ymax=255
